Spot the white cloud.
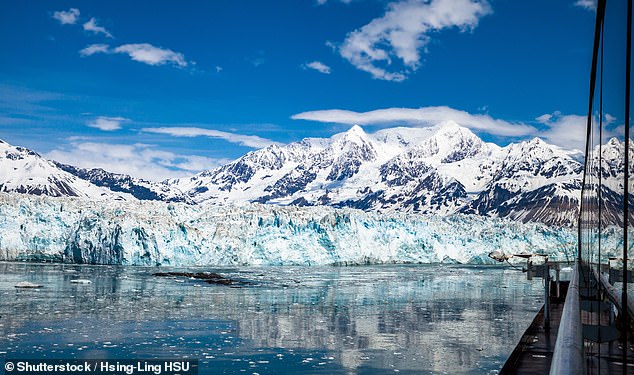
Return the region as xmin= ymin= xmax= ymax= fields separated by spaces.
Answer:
xmin=114 ymin=44 xmax=187 ymax=67
xmin=539 ymin=112 xmax=622 ymax=150
xmin=294 ymin=106 xmax=614 ymax=149
xmin=316 ymin=0 xmax=353 ymax=5
xmin=574 ymin=0 xmax=597 ymax=11
xmin=304 ymin=61 xmax=332 ymax=74
xmin=292 ymin=106 xmax=535 ymax=137
xmin=249 ymin=57 xmax=266 ymax=67
xmin=142 ymin=127 xmax=282 ymax=149
xmin=83 ymin=18 xmax=113 ymax=38
xmin=538 ymin=113 xmax=586 ymax=150
xmin=338 ymin=0 xmax=491 ymax=81
xmin=79 ymin=43 xmax=189 ymax=67
xmin=46 ymin=142 xmax=222 ymax=181
xmin=87 ymin=116 xmax=128 ymax=131
xmin=52 ymin=8 xmax=80 ymax=25
xmin=536 ymin=113 xmax=553 ymax=124
xmin=79 ymin=43 xmax=110 ymax=56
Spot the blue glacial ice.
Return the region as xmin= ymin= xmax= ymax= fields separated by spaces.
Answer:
xmin=0 ymin=193 xmax=576 ymax=266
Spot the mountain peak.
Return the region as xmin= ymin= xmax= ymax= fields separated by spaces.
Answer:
xmin=432 ymin=121 xmax=479 ymax=139
xmin=0 ymin=139 xmax=133 ymax=200
xmin=507 ymin=137 xmax=553 ymax=157
xmin=347 ymin=124 xmax=365 ymax=134
xmin=335 ymin=124 xmax=370 ymax=145
xmin=514 ymin=137 xmax=551 ymax=151
xmin=435 ymin=120 xmax=462 ymax=130
xmin=0 ymin=127 xmax=590 ymax=227
xmin=606 ymin=137 xmax=621 ymax=147
xmin=528 ymin=137 xmax=545 ymax=145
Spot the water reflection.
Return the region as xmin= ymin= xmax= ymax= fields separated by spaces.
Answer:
xmin=0 ymin=263 xmax=542 ymax=374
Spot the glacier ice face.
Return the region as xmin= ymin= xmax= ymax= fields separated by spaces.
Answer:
xmin=0 ymin=193 xmax=576 ymax=266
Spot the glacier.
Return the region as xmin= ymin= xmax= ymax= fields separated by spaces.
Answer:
xmin=0 ymin=193 xmax=577 ymax=266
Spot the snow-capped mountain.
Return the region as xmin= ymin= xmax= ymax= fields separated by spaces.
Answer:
xmin=0 ymin=139 xmax=132 ymax=201
xmin=164 ymin=122 xmax=586 ymax=225
xmin=53 ymin=162 xmax=192 ymax=204
xmin=166 ymin=122 xmax=491 ymax=209
xmin=1 ymin=122 xmax=630 ymax=227
xmin=586 ymin=137 xmax=634 ymax=226
xmin=460 ymin=138 xmax=584 ymax=226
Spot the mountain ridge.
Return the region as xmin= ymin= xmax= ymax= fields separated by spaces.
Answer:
xmin=1 ymin=123 xmax=630 ymax=227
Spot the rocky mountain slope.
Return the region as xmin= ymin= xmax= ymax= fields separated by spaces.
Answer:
xmin=2 ymin=122 xmax=631 ymax=227
xmin=53 ymin=162 xmax=191 ymax=203
xmin=165 ymin=122 xmax=588 ymax=226
xmin=0 ymin=139 xmax=131 ymax=201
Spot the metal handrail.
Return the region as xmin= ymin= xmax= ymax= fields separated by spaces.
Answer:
xmin=549 ymin=261 xmax=584 ymax=375
xmin=592 ymin=265 xmax=634 ymax=321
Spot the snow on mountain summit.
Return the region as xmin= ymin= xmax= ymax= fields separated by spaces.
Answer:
xmin=0 ymin=139 xmax=132 ymax=200
xmin=2 ymin=120 xmax=620 ymax=227
xmin=158 ymin=123 xmax=586 ymax=225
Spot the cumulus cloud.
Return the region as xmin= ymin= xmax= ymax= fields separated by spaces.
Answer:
xmin=79 ymin=44 xmax=110 ymax=56
xmin=538 ymin=112 xmax=587 ymax=150
xmin=83 ymin=18 xmax=113 ymax=38
xmin=78 ymin=43 xmax=189 ymax=67
xmin=303 ymin=61 xmax=332 ymax=74
xmin=142 ymin=127 xmax=282 ymax=149
xmin=46 ymin=142 xmax=222 ymax=181
xmin=292 ymin=106 xmax=535 ymax=137
xmin=52 ymin=8 xmax=80 ymax=25
xmin=87 ymin=116 xmax=128 ymax=131
xmin=574 ymin=0 xmax=597 ymax=11
xmin=535 ymin=113 xmax=554 ymax=124
xmin=338 ymin=0 xmax=491 ymax=81
xmin=114 ymin=44 xmax=187 ymax=67
xmin=539 ymin=112 xmax=622 ymax=150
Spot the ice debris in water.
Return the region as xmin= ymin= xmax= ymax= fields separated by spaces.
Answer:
xmin=14 ymin=281 xmax=43 ymax=288
xmin=70 ymin=279 xmax=92 ymax=284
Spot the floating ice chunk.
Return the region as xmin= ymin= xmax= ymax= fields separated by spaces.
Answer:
xmin=14 ymin=281 xmax=43 ymax=288
xmin=70 ymin=279 xmax=91 ymax=284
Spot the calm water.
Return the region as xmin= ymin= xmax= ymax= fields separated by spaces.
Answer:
xmin=0 ymin=262 xmax=543 ymax=374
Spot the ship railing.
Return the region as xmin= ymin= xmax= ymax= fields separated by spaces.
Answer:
xmin=549 ymin=261 xmax=584 ymax=375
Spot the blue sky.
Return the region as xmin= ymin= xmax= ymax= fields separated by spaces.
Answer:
xmin=0 ymin=0 xmax=616 ymax=180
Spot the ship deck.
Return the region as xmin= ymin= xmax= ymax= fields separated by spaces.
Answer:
xmin=501 ymin=279 xmax=634 ymax=374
